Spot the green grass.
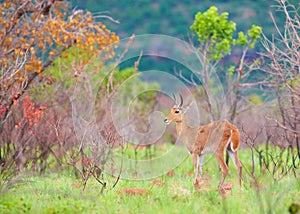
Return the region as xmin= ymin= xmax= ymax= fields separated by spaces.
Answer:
xmin=0 ymin=147 xmax=299 ymax=214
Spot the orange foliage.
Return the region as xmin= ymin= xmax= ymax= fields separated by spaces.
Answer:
xmin=0 ymin=105 xmax=5 ymax=119
xmin=15 ymin=96 xmax=47 ymax=135
xmin=0 ymin=0 xmax=119 ymax=118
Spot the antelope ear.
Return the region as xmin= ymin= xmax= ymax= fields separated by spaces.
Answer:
xmin=183 ymin=100 xmax=193 ymax=109
xmin=182 ymin=101 xmax=194 ymax=113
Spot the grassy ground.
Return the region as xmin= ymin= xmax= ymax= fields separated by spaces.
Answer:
xmin=0 ymin=147 xmax=299 ymax=214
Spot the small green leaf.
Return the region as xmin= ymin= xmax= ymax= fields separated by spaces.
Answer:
xmin=248 ymin=25 xmax=262 ymax=39
xmin=228 ymin=66 xmax=235 ymax=77
xmin=236 ymin=32 xmax=248 ymax=46
xmin=249 ymin=94 xmax=263 ymax=105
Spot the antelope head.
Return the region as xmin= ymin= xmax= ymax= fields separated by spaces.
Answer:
xmin=164 ymin=94 xmax=185 ymax=124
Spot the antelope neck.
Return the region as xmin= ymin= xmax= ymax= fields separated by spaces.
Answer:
xmin=175 ymin=115 xmax=190 ymax=137
xmin=175 ymin=114 xmax=197 ymax=154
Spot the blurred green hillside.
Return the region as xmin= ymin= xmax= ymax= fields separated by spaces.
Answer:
xmin=74 ymin=0 xmax=298 ymax=39
xmin=72 ymin=0 xmax=298 ymax=93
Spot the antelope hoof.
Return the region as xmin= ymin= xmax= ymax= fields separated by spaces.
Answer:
xmin=194 ymin=177 xmax=201 ymax=187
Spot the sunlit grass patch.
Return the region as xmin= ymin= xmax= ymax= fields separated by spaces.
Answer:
xmin=0 ymin=147 xmax=299 ymax=214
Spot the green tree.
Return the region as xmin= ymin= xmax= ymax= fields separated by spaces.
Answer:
xmin=190 ymin=6 xmax=262 ymax=121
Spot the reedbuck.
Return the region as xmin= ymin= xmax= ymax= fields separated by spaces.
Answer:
xmin=164 ymin=95 xmax=242 ymax=188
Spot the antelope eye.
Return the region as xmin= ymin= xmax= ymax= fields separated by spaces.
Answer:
xmin=175 ymin=110 xmax=180 ymax=114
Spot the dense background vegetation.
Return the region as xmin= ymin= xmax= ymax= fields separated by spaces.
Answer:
xmin=75 ymin=0 xmax=298 ymax=40
xmin=0 ymin=0 xmax=299 ymax=213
